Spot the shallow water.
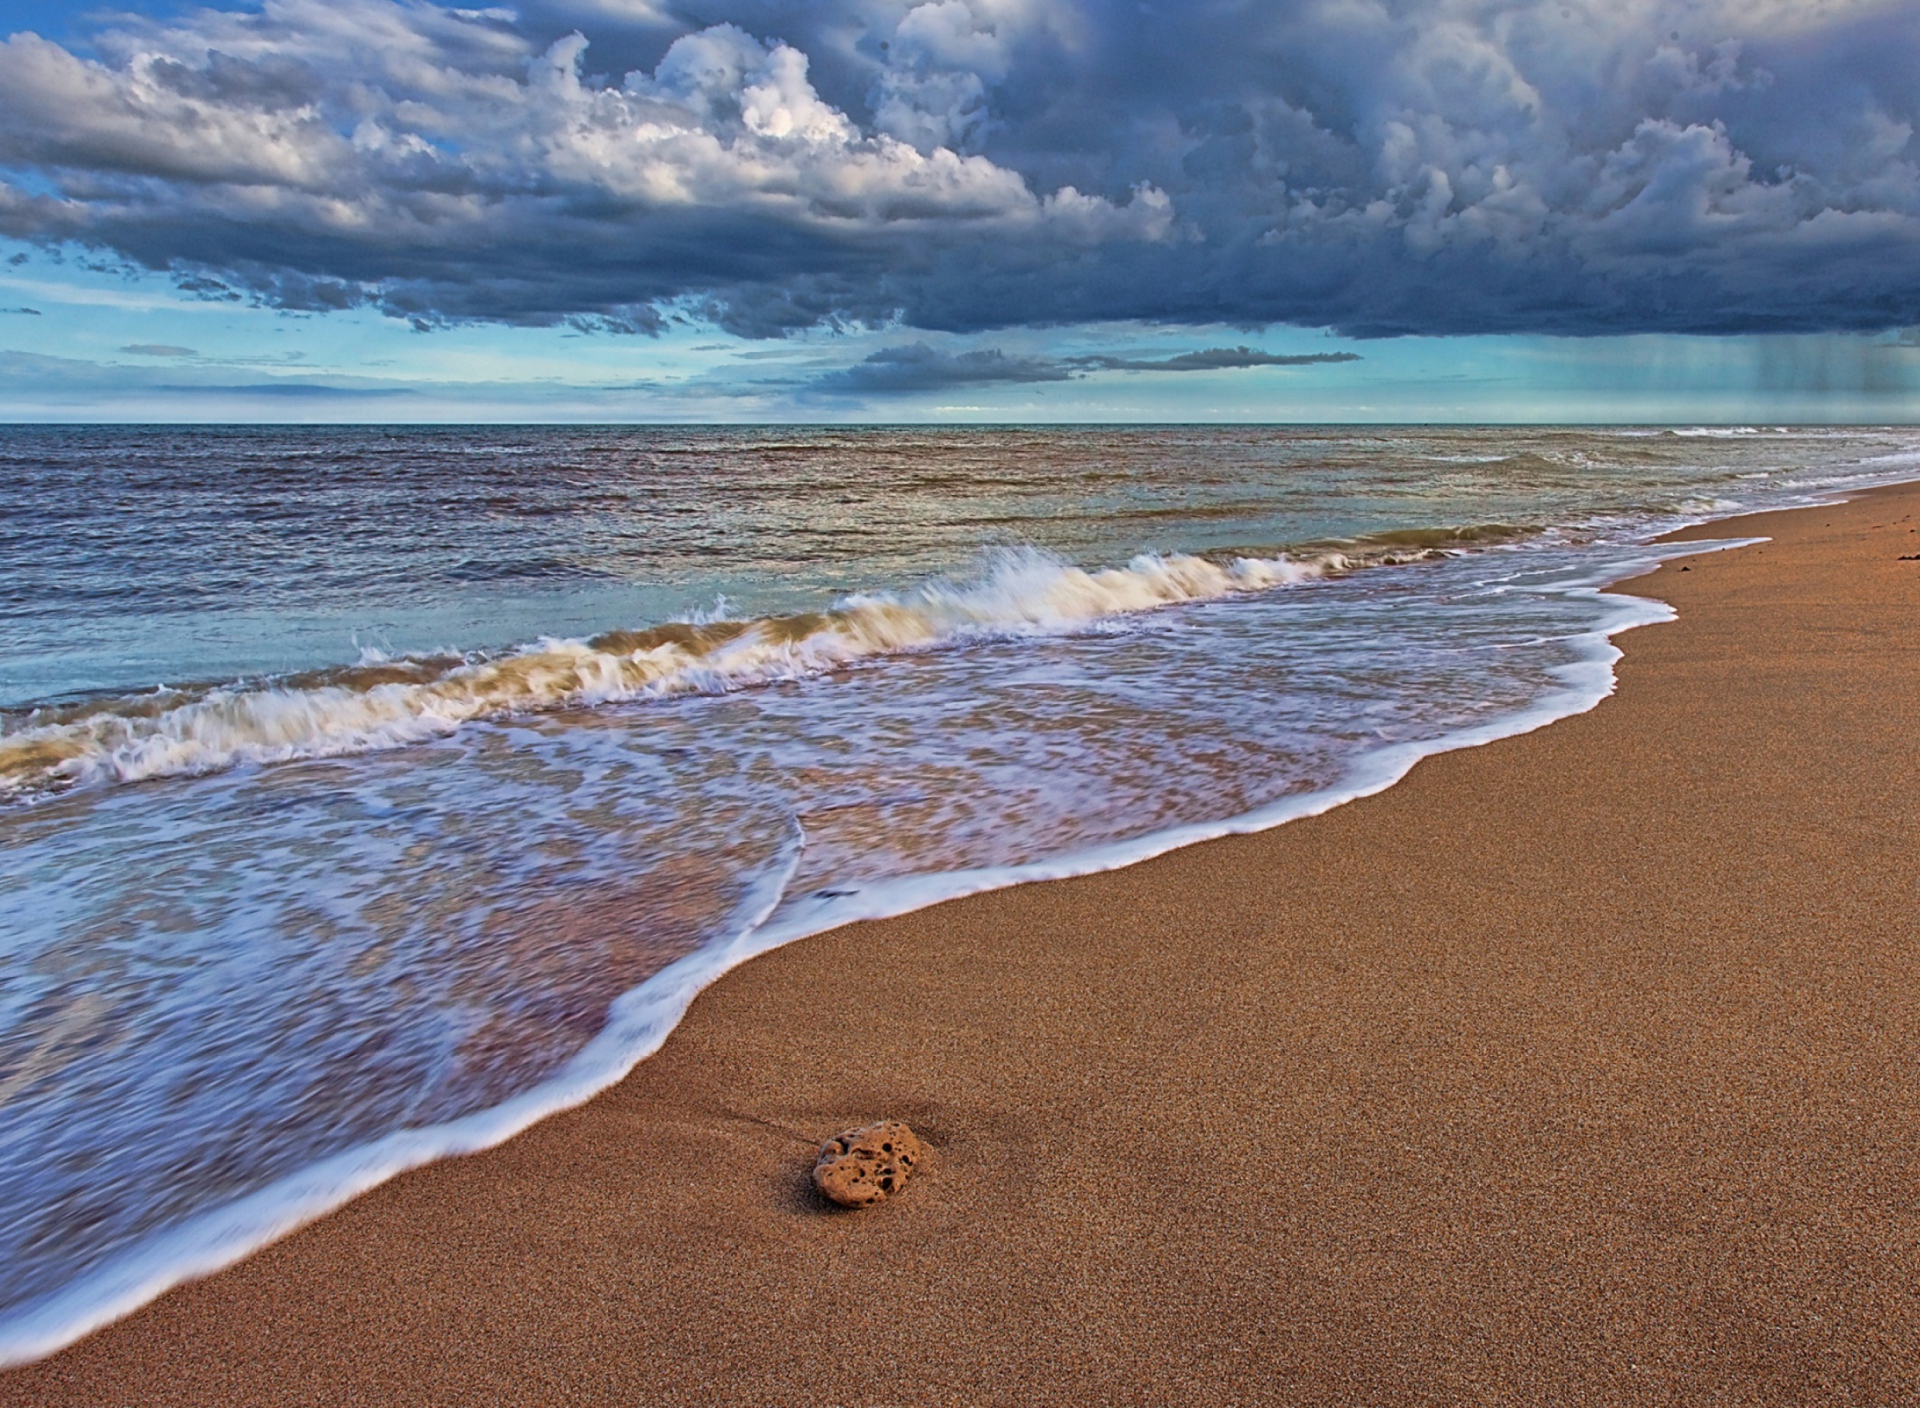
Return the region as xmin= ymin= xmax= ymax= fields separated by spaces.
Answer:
xmin=2 ymin=423 xmax=1915 ymax=1360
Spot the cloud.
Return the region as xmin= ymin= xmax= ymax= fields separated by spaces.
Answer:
xmin=0 ymin=0 xmax=1916 ymax=337
xmin=810 ymin=339 xmax=1361 ymax=393
xmin=0 ymin=306 xmax=40 ymax=315
xmin=154 ymin=381 xmax=417 ymax=397
xmin=0 ymin=347 xmax=418 ymax=396
xmin=121 ymin=343 xmax=197 ymax=356
xmin=0 ymin=4 xmax=1166 ymax=335
xmin=814 ymin=342 xmax=1074 ymax=392
xmin=1074 ymin=347 xmax=1362 ymax=372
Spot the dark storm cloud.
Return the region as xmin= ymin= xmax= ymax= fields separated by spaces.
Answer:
xmin=815 ymin=342 xmax=1073 ymax=392
xmin=2 ymin=0 xmax=1918 ymax=337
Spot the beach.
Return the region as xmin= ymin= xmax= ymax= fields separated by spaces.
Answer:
xmin=6 ymin=482 xmax=1918 ymax=1404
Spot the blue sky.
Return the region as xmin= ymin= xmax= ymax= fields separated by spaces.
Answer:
xmin=2 ymin=0 xmax=1918 ymax=421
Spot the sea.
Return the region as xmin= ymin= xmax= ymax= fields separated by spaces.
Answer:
xmin=2 ymin=423 xmax=1916 ymax=1361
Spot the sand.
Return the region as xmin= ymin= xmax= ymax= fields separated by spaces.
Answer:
xmin=7 ymin=486 xmax=1919 ymax=1406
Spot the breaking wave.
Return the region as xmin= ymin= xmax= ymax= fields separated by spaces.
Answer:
xmin=0 ymin=540 xmax=1476 ymax=800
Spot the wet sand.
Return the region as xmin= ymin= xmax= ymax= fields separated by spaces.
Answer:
xmin=7 ymin=486 xmax=1919 ymax=1406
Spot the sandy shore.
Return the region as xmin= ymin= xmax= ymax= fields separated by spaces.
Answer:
xmin=8 ymin=486 xmax=1920 ymax=1406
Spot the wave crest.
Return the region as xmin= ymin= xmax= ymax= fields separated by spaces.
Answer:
xmin=0 ymin=543 xmax=1441 ymax=799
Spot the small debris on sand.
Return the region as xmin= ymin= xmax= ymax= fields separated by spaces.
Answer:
xmin=812 ymin=1120 xmax=925 ymax=1208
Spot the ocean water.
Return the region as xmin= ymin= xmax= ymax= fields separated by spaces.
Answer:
xmin=2 ymin=423 xmax=1915 ymax=1361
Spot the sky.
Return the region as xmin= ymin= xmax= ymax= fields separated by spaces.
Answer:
xmin=1 ymin=0 xmax=1918 ymax=421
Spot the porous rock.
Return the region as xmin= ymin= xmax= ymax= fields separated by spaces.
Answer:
xmin=812 ymin=1120 xmax=924 ymax=1208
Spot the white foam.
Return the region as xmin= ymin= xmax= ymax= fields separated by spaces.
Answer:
xmin=0 ymin=547 xmax=1336 ymax=799
xmin=0 ymin=533 xmax=1759 ymax=1369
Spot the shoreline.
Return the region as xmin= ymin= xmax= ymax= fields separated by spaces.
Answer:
xmin=8 ymin=483 xmax=1920 ymax=1402
xmin=0 ymin=521 xmax=1717 ymax=1365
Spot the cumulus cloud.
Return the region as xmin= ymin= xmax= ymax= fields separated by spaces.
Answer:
xmin=0 ymin=1 xmax=1166 ymax=333
xmin=0 ymin=0 xmax=1916 ymax=335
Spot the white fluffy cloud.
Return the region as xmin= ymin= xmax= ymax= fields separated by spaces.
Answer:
xmin=869 ymin=0 xmax=1075 ymax=152
xmin=0 ymin=3 xmax=1162 ymax=230
xmin=0 ymin=0 xmax=1167 ymax=329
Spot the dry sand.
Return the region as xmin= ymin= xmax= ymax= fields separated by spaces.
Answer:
xmin=7 ymin=486 xmax=1919 ymax=1406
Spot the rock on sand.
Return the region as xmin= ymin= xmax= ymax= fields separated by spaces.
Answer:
xmin=812 ymin=1121 xmax=924 ymax=1208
